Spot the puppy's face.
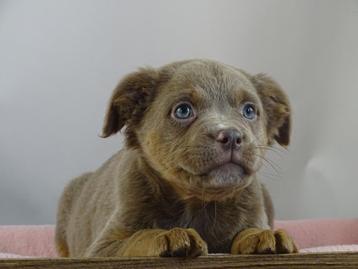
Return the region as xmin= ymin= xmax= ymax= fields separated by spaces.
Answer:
xmin=102 ymin=60 xmax=291 ymax=200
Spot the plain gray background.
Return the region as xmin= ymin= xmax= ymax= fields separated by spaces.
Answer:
xmin=1 ymin=0 xmax=357 ymax=224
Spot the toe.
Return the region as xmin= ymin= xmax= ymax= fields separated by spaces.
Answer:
xmin=274 ymin=229 xmax=299 ymax=254
xmin=186 ymin=228 xmax=208 ymax=257
xmin=166 ymin=229 xmax=191 ymax=257
xmin=231 ymin=230 xmax=261 ymax=254
xmin=256 ymin=230 xmax=276 ymax=254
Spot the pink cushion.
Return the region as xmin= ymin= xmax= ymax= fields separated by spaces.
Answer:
xmin=275 ymin=219 xmax=358 ymax=249
xmin=0 ymin=219 xmax=357 ymax=257
xmin=0 ymin=225 xmax=57 ymax=257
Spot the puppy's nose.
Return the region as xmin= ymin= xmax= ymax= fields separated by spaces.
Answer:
xmin=215 ymin=128 xmax=242 ymax=150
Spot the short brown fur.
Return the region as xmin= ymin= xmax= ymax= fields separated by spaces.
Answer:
xmin=55 ymin=59 xmax=297 ymax=257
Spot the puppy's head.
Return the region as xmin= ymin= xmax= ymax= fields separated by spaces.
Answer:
xmin=102 ymin=60 xmax=291 ymax=201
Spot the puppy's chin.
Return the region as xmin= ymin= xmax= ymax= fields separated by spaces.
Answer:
xmin=179 ymin=162 xmax=251 ymax=189
xmin=203 ymin=163 xmax=246 ymax=188
xmin=169 ymin=161 xmax=253 ymax=201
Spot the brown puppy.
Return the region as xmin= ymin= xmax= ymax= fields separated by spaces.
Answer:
xmin=55 ymin=59 xmax=297 ymax=257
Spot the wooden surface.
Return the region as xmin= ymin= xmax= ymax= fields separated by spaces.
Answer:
xmin=1 ymin=253 xmax=358 ymax=269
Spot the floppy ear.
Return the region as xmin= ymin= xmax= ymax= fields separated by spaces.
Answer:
xmin=251 ymin=74 xmax=291 ymax=146
xmin=101 ymin=67 xmax=163 ymax=142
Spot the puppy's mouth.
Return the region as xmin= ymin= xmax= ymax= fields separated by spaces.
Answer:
xmin=200 ymin=161 xmax=250 ymax=187
xmin=180 ymin=158 xmax=252 ymax=188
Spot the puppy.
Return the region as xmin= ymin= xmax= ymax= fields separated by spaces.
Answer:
xmin=55 ymin=59 xmax=297 ymax=257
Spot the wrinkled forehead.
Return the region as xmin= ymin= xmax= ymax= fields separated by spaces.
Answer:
xmin=160 ymin=61 xmax=260 ymax=107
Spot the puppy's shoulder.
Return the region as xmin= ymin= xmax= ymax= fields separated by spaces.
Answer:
xmin=94 ymin=148 xmax=136 ymax=177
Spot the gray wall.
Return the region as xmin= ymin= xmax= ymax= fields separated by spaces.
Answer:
xmin=1 ymin=0 xmax=357 ymax=224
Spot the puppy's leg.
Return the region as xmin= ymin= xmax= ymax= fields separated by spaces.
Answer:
xmin=230 ymin=228 xmax=298 ymax=254
xmin=85 ymin=228 xmax=208 ymax=257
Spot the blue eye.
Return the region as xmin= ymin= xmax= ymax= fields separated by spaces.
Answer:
xmin=173 ymin=102 xmax=194 ymax=120
xmin=242 ymin=103 xmax=257 ymax=120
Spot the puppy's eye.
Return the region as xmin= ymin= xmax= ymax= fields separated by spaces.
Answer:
xmin=242 ymin=103 xmax=257 ymax=120
xmin=172 ymin=102 xmax=195 ymax=121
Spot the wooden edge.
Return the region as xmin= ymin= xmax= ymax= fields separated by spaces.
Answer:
xmin=1 ymin=252 xmax=358 ymax=269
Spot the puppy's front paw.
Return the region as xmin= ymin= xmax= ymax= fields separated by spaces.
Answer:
xmin=122 ymin=228 xmax=208 ymax=257
xmin=155 ymin=228 xmax=208 ymax=257
xmin=231 ymin=228 xmax=298 ymax=254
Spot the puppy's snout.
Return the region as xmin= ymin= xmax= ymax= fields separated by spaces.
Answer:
xmin=215 ymin=128 xmax=242 ymax=151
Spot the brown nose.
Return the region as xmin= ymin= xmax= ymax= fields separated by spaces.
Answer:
xmin=215 ymin=128 xmax=242 ymax=150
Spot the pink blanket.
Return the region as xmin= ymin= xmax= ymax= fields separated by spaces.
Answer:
xmin=275 ymin=219 xmax=358 ymax=248
xmin=0 ymin=225 xmax=56 ymax=258
xmin=0 ymin=219 xmax=357 ymax=258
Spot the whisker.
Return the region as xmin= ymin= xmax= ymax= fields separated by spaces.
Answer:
xmin=254 ymin=153 xmax=281 ymax=176
xmin=212 ymin=201 xmax=217 ymax=228
xmin=258 ymin=169 xmax=281 ymax=181
xmin=255 ymin=145 xmax=286 ymax=156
